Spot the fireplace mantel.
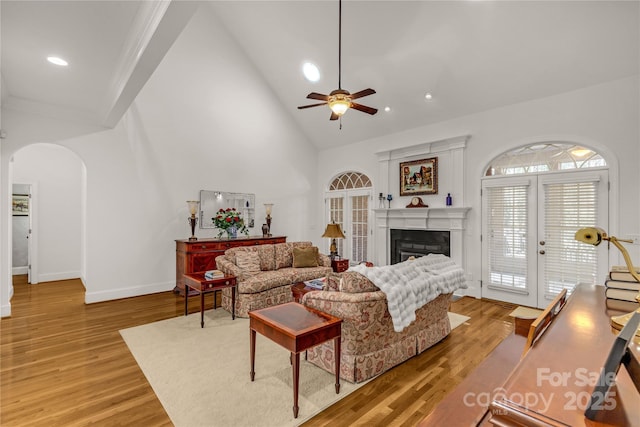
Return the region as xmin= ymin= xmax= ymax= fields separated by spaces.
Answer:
xmin=373 ymin=207 xmax=471 ymax=268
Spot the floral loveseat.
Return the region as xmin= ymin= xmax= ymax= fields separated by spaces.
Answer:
xmin=215 ymin=241 xmax=332 ymax=317
xmin=302 ymin=254 xmax=467 ymax=383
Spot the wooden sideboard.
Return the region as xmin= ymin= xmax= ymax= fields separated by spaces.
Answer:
xmin=175 ymin=236 xmax=286 ymax=296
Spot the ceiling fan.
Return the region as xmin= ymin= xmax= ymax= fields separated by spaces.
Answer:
xmin=297 ymin=0 xmax=377 ymax=123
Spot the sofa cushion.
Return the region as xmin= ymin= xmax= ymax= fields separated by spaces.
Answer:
xmin=257 ymin=245 xmax=276 ymax=271
xmin=339 ymin=271 xmax=380 ymax=293
xmin=275 ymin=241 xmax=312 ymax=269
xmin=289 ymin=266 xmax=332 ymax=283
xmin=293 ymin=246 xmax=319 ymax=268
xmin=237 ymin=269 xmax=296 ymax=294
xmin=236 ymin=251 xmax=261 ymax=276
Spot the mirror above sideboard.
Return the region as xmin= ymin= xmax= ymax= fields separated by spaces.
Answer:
xmin=199 ymin=190 xmax=255 ymax=229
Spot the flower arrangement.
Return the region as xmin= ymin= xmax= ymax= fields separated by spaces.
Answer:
xmin=212 ymin=208 xmax=249 ymax=238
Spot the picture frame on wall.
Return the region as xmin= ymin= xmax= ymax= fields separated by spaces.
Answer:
xmin=400 ymin=157 xmax=438 ymax=196
xmin=12 ymin=194 xmax=29 ymax=216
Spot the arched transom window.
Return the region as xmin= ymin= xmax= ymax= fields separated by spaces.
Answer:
xmin=329 ymin=172 xmax=372 ymax=190
xmin=485 ymin=143 xmax=606 ymax=176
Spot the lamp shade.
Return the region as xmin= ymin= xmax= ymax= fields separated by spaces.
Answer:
xmin=322 ymin=222 xmax=346 ymax=239
xmin=264 ymin=203 xmax=274 ymax=216
xmin=187 ymin=200 xmax=199 ymax=216
xmin=574 ymin=227 xmax=606 ymax=246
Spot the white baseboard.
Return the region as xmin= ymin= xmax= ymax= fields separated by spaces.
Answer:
xmin=38 ymin=271 xmax=81 ymax=283
xmin=85 ymin=281 xmax=174 ymax=304
xmin=12 ymin=266 xmax=28 ymax=275
xmin=1 ymin=303 xmax=12 ymax=318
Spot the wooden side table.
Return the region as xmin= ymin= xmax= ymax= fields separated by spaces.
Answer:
xmin=291 ymin=282 xmax=320 ymax=303
xmin=331 ymin=258 xmax=349 ymax=273
xmin=183 ymin=273 xmax=237 ymax=328
xmin=249 ymin=302 xmax=342 ymax=418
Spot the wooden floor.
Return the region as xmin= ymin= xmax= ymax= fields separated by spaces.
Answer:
xmin=1 ymin=276 xmax=516 ymax=426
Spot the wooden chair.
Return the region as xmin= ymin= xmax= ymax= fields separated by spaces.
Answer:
xmin=521 ymin=288 xmax=568 ymax=358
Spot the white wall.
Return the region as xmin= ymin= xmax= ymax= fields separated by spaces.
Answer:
xmin=1 ymin=5 xmax=320 ymax=314
xmin=318 ymin=76 xmax=640 ymax=297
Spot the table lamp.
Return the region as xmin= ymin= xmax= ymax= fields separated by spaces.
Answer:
xmin=264 ymin=203 xmax=273 ymax=236
xmin=322 ymin=222 xmax=346 ymax=260
xmin=575 ymin=227 xmax=640 ymax=335
xmin=187 ymin=200 xmax=199 ymax=241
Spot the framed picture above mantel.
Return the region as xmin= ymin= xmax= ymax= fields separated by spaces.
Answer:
xmin=400 ymin=157 xmax=438 ymax=196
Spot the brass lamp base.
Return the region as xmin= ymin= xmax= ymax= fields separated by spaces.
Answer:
xmin=611 ymin=308 xmax=640 ymax=337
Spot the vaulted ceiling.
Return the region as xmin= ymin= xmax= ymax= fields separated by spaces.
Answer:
xmin=2 ymin=1 xmax=638 ymax=149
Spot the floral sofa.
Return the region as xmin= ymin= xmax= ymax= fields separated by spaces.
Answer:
xmin=215 ymin=241 xmax=332 ymax=317
xmin=302 ymin=257 xmax=465 ymax=383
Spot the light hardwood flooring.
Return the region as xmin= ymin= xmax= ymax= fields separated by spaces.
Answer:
xmin=1 ymin=276 xmax=516 ymax=426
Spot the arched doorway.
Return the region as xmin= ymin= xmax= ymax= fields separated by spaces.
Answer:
xmin=481 ymin=143 xmax=609 ymax=308
xmin=10 ymin=143 xmax=86 ymax=287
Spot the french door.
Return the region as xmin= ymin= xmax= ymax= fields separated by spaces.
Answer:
xmin=325 ymin=190 xmax=372 ymax=264
xmin=481 ymin=170 xmax=608 ymax=308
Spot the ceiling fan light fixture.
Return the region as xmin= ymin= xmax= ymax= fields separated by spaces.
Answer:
xmin=329 ymin=97 xmax=350 ymax=116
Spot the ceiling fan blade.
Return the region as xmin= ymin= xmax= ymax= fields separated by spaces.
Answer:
xmin=350 ymin=88 xmax=376 ymax=100
xmin=298 ymin=102 xmax=327 ymax=110
xmin=307 ymin=92 xmax=329 ymax=101
xmin=351 ymin=103 xmax=378 ymax=115
xmin=329 ymin=112 xmax=339 ymax=121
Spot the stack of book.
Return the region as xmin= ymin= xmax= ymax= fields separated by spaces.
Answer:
xmin=204 ymin=269 xmax=225 ymax=280
xmin=605 ymin=265 xmax=640 ymax=303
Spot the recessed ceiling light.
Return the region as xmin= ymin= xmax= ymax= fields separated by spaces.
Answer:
xmin=425 ymin=93 xmax=433 ymax=100
xmin=384 ymin=106 xmax=391 ymax=112
xmin=302 ymin=62 xmax=320 ymax=82
xmin=47 ymin=56 xmax=68 ymax=66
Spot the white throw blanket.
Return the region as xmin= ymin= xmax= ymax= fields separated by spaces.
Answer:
xmin=349 ymin=254 xmax=467 ymax=332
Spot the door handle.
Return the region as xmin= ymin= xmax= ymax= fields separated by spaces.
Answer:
xmin=539 ymin=250 xmax=545 ymax=255
xmin=539 ymin=241 xmax=545 ymax=246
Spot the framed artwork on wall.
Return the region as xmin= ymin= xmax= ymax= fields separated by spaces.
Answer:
xmin=400 ymin=157 xmax=438 ymax=196
xmin=12 ymin=194 xmax=29 ymax=216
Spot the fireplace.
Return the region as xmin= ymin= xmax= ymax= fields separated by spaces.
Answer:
xmin=390 ymin=229 xmax=450 ymax=264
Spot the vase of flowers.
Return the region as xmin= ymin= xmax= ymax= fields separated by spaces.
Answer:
xmin=212 ymin=208 xmax=249 ymax=238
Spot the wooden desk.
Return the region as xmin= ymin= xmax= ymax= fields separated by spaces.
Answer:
xmin=249 ymin=302 xmax=342 ymax=418
xmin=488 ymin=285 xmax=640 ymax=426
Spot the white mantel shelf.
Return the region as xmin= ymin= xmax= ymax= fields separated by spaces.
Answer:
xmin=373 ymin=207 xmax=470 ymax=219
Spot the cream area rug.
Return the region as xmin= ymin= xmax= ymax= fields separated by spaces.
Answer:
xmin=120 ymin=309 xmax=470 ymax=427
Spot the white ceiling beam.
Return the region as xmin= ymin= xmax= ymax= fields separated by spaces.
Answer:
xmin=102 ymin=1 xmax=199 ymax=128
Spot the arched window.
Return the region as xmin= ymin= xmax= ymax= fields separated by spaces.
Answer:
xmin=485 ymin=143 xmax=606 ymax=176
xmin=329 ymin=172 xmax=372 ymax=190
xmin=326 ymin=172 xmax=373 ymax=264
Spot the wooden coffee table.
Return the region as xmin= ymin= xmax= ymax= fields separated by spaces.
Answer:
xmin=249 ymin=302 xmax=342 ymax=418
xmin=183 ymin=273 xmax=237 ymax=328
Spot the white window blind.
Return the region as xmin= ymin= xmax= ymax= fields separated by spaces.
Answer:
xmin=485 ymin=185 xmax=529 ymax=291
xmin=542 ymin=181 xmax=598 ymax=297
xmin=328 ymin=197 xmax=345 ymax=257
xmin=350 ymin=195 xmax=368 ymax=263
